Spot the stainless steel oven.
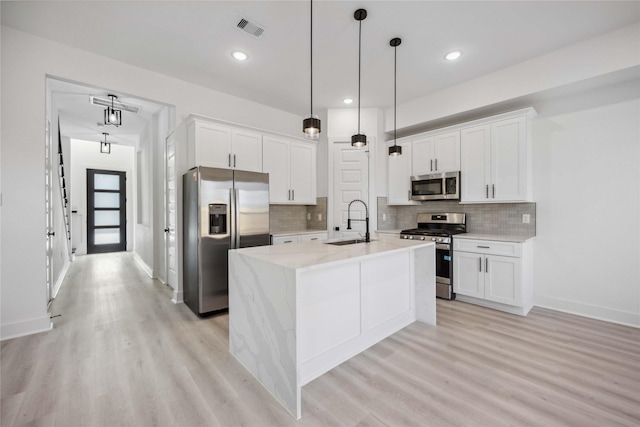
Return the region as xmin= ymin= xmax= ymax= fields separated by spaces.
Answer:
xmin=400 ymin=213 xmax=466 ymax=299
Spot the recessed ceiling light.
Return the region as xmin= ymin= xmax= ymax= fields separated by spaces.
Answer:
xmin=445 ymin=50 xmax=462 ymax=61
xmin=232 ymin=51 xmax=248 ymax=61
xmin=343 ymin=98 xmax=354 ymax=105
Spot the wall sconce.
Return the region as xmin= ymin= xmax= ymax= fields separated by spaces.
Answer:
xmin=104 ymin=94 xmax=122 ymax=127
xmin=100 ymin=132 xmax=111 ymax=154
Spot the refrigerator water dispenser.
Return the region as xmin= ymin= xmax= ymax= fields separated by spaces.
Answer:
xmin=208 ymin=204 xmax=227 ymax=234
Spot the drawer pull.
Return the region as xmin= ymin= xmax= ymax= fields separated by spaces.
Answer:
xmin=310 ymin=238 xmax=318 ymax=240
xmin=477 ymin=245 xmax=490 ymax=249
xmin=284 ymin=240 xmax=293 ymax=243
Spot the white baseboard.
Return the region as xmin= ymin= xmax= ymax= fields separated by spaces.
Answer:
xmin=133 ymin=252 xmax=153 ymax=278
xmin=534 ymin=294 xmax=640 ymax=328
xmin=171 ymin=290 xmax=183 ymax=304
xmin=1 ymin=316 xmax=53 ymax=341
xmin=51 ymin=258 xmax=71 ymax=300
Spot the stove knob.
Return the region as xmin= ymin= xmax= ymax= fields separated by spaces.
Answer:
xmin=403 ymin=235 xmax=409 ymax=239
xmin=420 ymin=236 xmax=425 ymax=241
xmin=431 ymin=237 xmax=437 ymax=241
xmin=409 ymin=236 xmax=414 ymax=240
xmin=437 ymin=237 xmax=444 ymax=242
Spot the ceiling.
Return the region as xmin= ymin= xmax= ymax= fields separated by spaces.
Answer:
xmin=3 ymin=1 xmax=640 ymax=119
xmin=48 ymin=78 xmax=168 ymax=147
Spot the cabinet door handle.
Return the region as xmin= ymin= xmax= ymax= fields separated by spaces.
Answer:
xmin=485 ymin=258 xmax=489 ymax=273
xmin=288 ymin=189 xmax=291 ymax=200
xmin=435 ymin=158 xmax=438 ymax=171
xmin=430 ymin=159 xmax=433 ymax=171
xmin=228 ymin=154 xmax=231 ymax=167
xmin=408 ymin=190 xmax=411 ymax=201
xmin=477 ymin=245 xmax=490 ymax=249
xmin=479 ymin=257 xmax=482 ymax=272
xmin=234 ymin=154 xmax=237 ymax=168
xmin=486 ymin=184 xmax=489 ymax=198
xmin=292 ymin=189 xmax=295 ymax=200
xmin=492 ymin=184 xmax=495 ymax=198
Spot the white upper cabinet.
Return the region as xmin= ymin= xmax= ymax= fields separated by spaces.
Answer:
xmin=387 ymin=141 xmax=417 ymax=205
xmin=263 ymin=136 xmax=316 ymax=205
xmin=187 ymin=118 xmax=262 ymax=172
xmin=412 ymin=131 xmax=460 ymax=176
xmin=230 ymin=128 xmax=263 ymax=172
xmin=460 ymin=109 xmax=534 ymax=203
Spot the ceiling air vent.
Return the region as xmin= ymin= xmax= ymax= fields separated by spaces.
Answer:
xmin=90 ymin=96 xmax=141 ymax=114
xmin=237 ymin=18 xmax=266 ymax=38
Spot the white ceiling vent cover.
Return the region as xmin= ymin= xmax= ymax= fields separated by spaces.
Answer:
xmin=237 ymin=18 xmax=266 ymax=38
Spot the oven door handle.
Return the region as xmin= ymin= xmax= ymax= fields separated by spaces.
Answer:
xmin=435 ymin=243 xmax=450 ymax=250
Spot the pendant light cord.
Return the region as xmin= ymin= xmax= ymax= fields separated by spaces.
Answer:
xmin=394 ymin=44 xmax=397 ymax=145
xmin=357 ymin=17 xmax=362 ymax=133
xmin=310 ymin=0 xmax=313 ymax=117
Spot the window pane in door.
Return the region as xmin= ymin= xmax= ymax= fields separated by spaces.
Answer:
xmin=94 ymin=210 xmax=120 ymax=226
xmin=94 ymin=174 xmax=120 ymax=191
xmin=94 ymin=228 xmax=121 ymax=245
xmin=94 ymin=192 xmax=120 ymax=208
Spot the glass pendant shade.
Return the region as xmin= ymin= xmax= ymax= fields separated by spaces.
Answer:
xmin=388 ymin=144 xmax=402 ymax=156
xmin=303 ymin=114 xmax=321 ymax=140
xmin=351 ymin=133 xmax=367 ymax=147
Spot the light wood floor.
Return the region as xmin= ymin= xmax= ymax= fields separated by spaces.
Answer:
xmin=2 ymin=252 xmax=639 ymax=426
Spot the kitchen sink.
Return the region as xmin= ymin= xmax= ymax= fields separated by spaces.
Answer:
xmin=325 ymin=239 xmax=375 ymax=246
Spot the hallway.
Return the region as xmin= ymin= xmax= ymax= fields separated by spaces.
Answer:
xmin=1 ymin=252 xmax=639 ymax=426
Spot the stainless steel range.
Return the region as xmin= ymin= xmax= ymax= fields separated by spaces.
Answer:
xmin=400 ymin=213 xmax=466 ymax=300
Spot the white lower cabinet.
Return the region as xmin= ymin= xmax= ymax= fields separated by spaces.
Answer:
xmin=454 ymin=238 xmax=533 ymax=316
xmin=272 ymin=232 xmax=327 ymax=245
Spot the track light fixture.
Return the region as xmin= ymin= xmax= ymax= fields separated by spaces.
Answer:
xmin=389 ymin=37 xmax=402 ymax=157
xmin=100 ymin=132 xmax=111 ymax=154
xmin=104 ymin=94 xmax=122 ymax=127
xmin=351 ymin=8 xmax=367 ymax=148
xmin=303 ymin=0 xmax=321 ymax=140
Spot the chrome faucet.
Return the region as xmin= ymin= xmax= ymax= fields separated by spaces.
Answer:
xmin=346 ymin=199 xmax=370 ymax=243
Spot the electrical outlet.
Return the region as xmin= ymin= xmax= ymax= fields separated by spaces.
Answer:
xmin=317 ymin=213 xmax=322 ymax=221
xmin=307 ymin=213 xmax=311 ymax=220
xmin=522 ymin=214 xmax=530 ymax=224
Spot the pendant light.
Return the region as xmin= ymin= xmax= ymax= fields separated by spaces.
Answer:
xmin=104 ymin=94 xmax=122 ymax=127
xmin=100 ymin=132 xmax=111 ymax=154
xmin=351 ymin=8 xmax=367 ymax=148
xmin=388 ymin=37 xmax=402 ymax=156
xmin=302 ymin=0 xmax=321 ymax=139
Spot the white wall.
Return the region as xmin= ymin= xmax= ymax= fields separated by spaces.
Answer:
xmin=1 ymin=26 xmax=304 ymax=339
xmin=70 ymin=139 xmax=135 ymax=256
xmin=531 ymin=78 xmax=640 ymax=326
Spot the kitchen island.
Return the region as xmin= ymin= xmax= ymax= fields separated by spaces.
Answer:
xmin=228 ymin=238 xmax=436 ymax=419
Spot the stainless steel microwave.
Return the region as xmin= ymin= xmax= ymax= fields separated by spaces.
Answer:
xmin=410 ymin=171 xmax=460 ymax=201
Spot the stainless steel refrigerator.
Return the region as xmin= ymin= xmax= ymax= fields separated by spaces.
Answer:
xmin=183 ymin=166 xmax=270 ymax=315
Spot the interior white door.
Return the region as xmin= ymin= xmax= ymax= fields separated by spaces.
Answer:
xmin=333 ymin=144 xmax=369 ymax=239
xmin=45 ymin=119 xmax=53 ymax=306
xmin=165 ymin=132 xmax=178 ymax=295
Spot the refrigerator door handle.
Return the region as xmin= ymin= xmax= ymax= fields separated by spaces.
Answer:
xmin=233 ymin=188 xmax=240 ymax=249
xmin=229 ymin=188 xmax=236 ymax=249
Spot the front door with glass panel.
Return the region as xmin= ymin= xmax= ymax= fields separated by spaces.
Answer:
xmin=87 ymin=169 xmax=126 ymax=254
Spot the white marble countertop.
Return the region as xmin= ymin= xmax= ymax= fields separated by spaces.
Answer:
xmin=231 ymin=238 xmax=434 ymax=272
xmin=270 ymin=229 xmax=328 ymax=237
xmin=454 ymin=233 xmax=535 ymax=243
